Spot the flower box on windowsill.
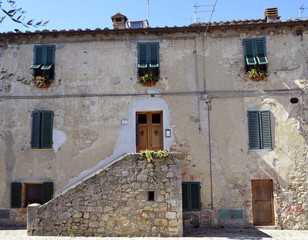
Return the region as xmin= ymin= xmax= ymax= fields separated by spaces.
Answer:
xmin=250 ymin=75 xmax=266 ymax=81
xmin=246 ymin=68 xmax=267 ymax=81
xmin=32 ymin=75 xmax=51 ymax=88
xmin=139 ymin=72 xmax=159 ymax=87
xmin=142 ymin=81 xmax=156 ymax=86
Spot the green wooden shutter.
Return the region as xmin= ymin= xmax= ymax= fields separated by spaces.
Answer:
xmin=138 ymin=43 xmax=147 ymax=65
xmin=41 ymin=46 xmax=55 ymax=70
xmin=190 ymin=182 xmax=201 ymax=210
xmin=256 ymin=38 xmax=268 ymax=64
xmin=182 ymin=183 xmax=189 ymax=210
xmin=243 ymin=39 xmax=256 ymax=65
xmin=31 ymin=111 xmax=41 ymax=149
xmin=41 ymin=111 xmax=53 ymax=149
xmin=43 ymin=182 xmax=53 ymax=204
xmin=11 ymin=183 xmax=22 ymax=208
xmin=149 ymin=43 xmax=159 ymax=66
xmin=260 ymin=111 xmax=272 ymax=149
xmin=30 ymin=46 xmax=43 ymax=69
xmin=248 ymin=111 xmax=261 ymax=149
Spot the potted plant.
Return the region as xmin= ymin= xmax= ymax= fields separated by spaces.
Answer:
xmin=140 ymin=149 xmax=169 ymax=162
xmin=138 ymin=72 xmax=160 ymax=86
xmin=246 ymin=67 xmax=267 ymax=81
xmin=32 ymin=75 xmax=51 ymax=88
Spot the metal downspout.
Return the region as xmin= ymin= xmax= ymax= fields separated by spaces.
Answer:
xmin=206 ymin=101 xmax=214 ymax=211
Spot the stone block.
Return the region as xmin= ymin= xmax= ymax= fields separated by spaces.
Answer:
xmin=154 ymin=218 xmax=168 ymax=227
xmin=166 ymin=212 xmax=177 ymax=219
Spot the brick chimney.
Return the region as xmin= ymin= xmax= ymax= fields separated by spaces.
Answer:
xmin=111 ymin=13 xmax=128 ymax=29
xmin=265 ymin=8 xmax=280 ymax=22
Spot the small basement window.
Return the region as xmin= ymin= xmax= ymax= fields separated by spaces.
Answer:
xmin=148 ymin=191 xmax=155 ymax=201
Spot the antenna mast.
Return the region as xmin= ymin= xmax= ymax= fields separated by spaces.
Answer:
xmin=147 ymin=0 xmax=150 ymax=24
xmin=193 ymin=1 xmax=214 ymax=23
xmin=299 ymin=4 xmax=308 ymax=19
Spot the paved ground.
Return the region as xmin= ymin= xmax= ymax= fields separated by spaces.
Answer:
xmin=0 ymin=227 xmax=308 ymax=240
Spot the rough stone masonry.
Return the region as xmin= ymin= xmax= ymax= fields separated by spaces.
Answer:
xmin=27 ymin=154 xmax=183 ymax=237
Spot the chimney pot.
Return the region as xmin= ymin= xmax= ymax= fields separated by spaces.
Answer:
xmin=111 ymin=13 xmax=128 ymax=29
xmin=265 ymin=8 xmax=280 ymax=22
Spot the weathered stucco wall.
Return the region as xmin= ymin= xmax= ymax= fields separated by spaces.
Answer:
xmin=27 ymin=154 xmax=182 ymax=237
xmin=0 ymin=23 xmax=307 ymax=229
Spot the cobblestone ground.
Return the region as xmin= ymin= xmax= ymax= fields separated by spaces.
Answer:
xmin=0 ymin=227 xmax=308 ymax=240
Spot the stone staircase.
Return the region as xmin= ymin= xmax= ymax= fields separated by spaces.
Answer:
xmin=27 ymin=153 xmax=183 ymax=237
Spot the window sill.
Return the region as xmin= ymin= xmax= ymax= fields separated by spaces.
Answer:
xmin=30 ymin=148 xmax=53 ymax=151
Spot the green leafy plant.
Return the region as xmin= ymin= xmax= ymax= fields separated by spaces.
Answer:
xmin=140 ymin=149 xmax=169 ymax=162
xmin=98 ymin=234 xmax=105 ymax=238
xmin=246 ymin=67 xmax=266 ymax=81
xmin=156 ymin=149 xmax=169 ymax=158
xmin=138 ymin=72 xmax=160 ymax=83
xmin=140 ymin=149 xmax=154 ymax=162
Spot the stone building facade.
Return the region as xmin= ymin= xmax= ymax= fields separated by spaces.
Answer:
xmin=0 ymin=9 xmax=307 ymax=234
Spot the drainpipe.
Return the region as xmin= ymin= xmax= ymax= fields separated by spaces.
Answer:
xmin=206 ymin=100 xmax=214 ymax=211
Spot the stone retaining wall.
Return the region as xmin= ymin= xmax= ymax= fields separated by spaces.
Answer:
xmin=27 ymin=154 xmax=183 ymax=237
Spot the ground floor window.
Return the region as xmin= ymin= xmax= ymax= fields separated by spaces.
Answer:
xmin=11 ymin=182 xmax=53 ymax=208
xmin=182 ymin=182 xmax=201 ymax=211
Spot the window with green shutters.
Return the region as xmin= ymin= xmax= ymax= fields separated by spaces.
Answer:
xmin=30 ymin=45 xmax=55 ymax=79
xmin=182 ymin=182 xmax=201 ymax=211
xmin=11 ymin=182 xmax=53 ymax=208
xmin=243 ymin=38 xmax=268 ymax=73
xmin=31 ymin=110 xmax=53 ymax=149
xmin=137 ymin=42 xmax=159 ymax=77
xmin=248 ymin=110 xmax=272 ymax=150
xmin=11 ymin=183 xmax=22 ymax=208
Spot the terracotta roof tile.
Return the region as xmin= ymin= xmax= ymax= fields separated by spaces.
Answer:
xmin=1 ymin=18 xmax=308 ymax=35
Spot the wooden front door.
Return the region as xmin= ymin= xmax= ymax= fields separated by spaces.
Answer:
xmin=252 ymin=180 xmax=274 ymax=226
xmin=136 ymin=111 xmax=163 ymax=152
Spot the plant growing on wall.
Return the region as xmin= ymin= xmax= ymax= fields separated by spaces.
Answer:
xmin=246 ymin=67 xmax=267 ymax=81
xmin=31 ymin=75 xmax=51 ymax=88
xmin=138 ymin=72 xmax=160 ymax=86
xmin=140 ymin=149 xmax=169 ymax=162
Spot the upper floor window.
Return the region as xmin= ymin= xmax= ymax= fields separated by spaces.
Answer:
xmin=30 ymin=45 xmax=55 ymax=80
xmin=247 ymin=110 xmax=272 ymax=150
xmin=243 ymin=38 xmax=268 ymax=73
xmin=137 ymin=42 xmax=159 ymax=77
xmin=31 ymin=110 xmax=53 ymax=149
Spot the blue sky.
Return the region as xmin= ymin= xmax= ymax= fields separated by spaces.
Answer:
xmin=1 ymin=0 xmax=307 ymax=32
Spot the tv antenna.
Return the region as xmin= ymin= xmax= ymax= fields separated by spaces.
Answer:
xmin=147 ymin=0 xmax=150 ymax=24
xmin=299 ymin=4 xmax=308 ymax=19
xmin=193 ymin=1 xmax=215 ymax=23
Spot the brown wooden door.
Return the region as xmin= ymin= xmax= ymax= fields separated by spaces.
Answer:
xmin=136 ymin=112 xmax=163 ymax=152
xmin=252 ymin=180 xmax=274 ymax=225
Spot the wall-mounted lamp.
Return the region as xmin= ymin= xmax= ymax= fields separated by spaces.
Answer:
xmin=121 ymin=119 xmax=128 ymax=125
xmin=165 ymin=129 xmax=171 ymax=138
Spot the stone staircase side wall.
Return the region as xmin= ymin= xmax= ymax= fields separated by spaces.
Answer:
xmin=27 ymin=154 xmax=183 ymax=237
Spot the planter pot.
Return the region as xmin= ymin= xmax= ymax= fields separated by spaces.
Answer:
xmin=142 ymin=81 xmax=156 ymax=86
xmin=249 ymin=75 xmax=266 ymax=81
xmin=36 ymin=81 xmax=51 ymax=88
